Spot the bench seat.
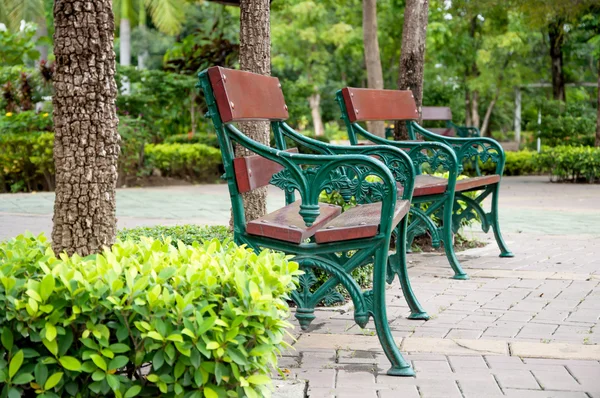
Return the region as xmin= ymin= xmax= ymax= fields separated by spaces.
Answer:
xmin=247 ymin=200 xmax=410 ymax=244
xmin=398 ymin=174 xmax=500 ymax=197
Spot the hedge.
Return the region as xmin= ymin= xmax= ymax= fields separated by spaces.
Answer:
xmin=0 ymin=233 xmax=300 ymax=397
xmin=117 ymin=225 xmax=231 ymax=246
xmin=143 ymin=144 xmax=222 ymax=182
xmin=478 ymin=150 xmax=538 ymax=176
xmin=0 ymin=132 xmax=54 ymax=193
xmin=536 ymin=145 xmax=600 ymax=183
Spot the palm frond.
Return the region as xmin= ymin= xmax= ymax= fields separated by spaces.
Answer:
xmin=145 ymin=0 xmax=186 ymax=36
xmin=4 ymin=0 xmax=44 ymax=31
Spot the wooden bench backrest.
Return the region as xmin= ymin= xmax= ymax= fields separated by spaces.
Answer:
xmin=233 ymin=148 xmax=298 ymax=193
xmin=207 ymin=66 xmax=289 ymax=123
xmin=421 ymin=106 xmax=452 ymax=121
xmin=340 ymin=87 xmax=419 ymax=122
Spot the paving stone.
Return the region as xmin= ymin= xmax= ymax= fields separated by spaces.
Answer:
xmin=531 ymin=368 xmax=583 ymax=391
xmin=413 ymin=360 xmax=452 ymax=373
xmin=305 ymin=387 xmax=335 ymax=398
xmin=336 ymin=370 xmax=376 ymax=388
xmin=456 ymin=375 xmax=504 ymax=397
xmin=378 ymin=386 xmax=420 ymax=398
xmin=416 ymin=379 xmax=462 ymax=398
xmin=494 ymin=369 xmax=541 ymax=389
xmin=445 ymin=329 xmax=483 ymax=339
xmin=511 ymin=341 xmax=600 ymax=360
xmin=334 ymin=388 xmax=378 ymax=398
xmin=293 ymin=369 xmax=336 ymax=389
xmin=484 ymin=356 xmax=525 ymax=369
xmin=502 ymin=389 xmax=590 ymax=397
xmin=447 ymin=355 xmax=489 ymax=370
xmin=402 ymin=337 xmax=508 ymax=355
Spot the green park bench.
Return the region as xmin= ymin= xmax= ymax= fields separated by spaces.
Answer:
xmin=336 ymin=88 xmax=514 ymax=265
xmin=385 ymin=106 xmax=481 ymax=139
xmin=197 ymin=66 xmax=426 ymax=376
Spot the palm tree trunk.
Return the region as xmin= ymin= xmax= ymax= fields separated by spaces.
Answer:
xmin=237 ymin=0 xmax=271 ymax=223
xmin=52 ymin=0 xmax=119 ymax=256
xmin=363 ymin=0 xmax=385 ymax=137
xmin=394 ymin=0 xmax=429 ymax=140
xmin=35 ymin=16 xmax=49 ymax=62
xmin=137 ymin=3 xmax=149 ymax=69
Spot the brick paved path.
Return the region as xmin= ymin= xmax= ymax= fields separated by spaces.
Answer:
xmin=1 ymin=176 xmax=599 ymax=397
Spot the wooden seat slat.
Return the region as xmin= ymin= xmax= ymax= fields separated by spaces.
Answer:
xmin=398 ymin=174 xmax=501 ymax=197
xmin=315 ymin=200 xmax=410 ymax=244
xmin=246 ymin=201 xmax=341 ymax=244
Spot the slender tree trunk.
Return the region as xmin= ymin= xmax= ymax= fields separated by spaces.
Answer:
xmin=35 ymin=16 xmax=49 ymax=62
xmin=471 ymin=90 xmax=480 ymax=129
xmin=596 ymin=57 xmax=600 ymax=147
xmin=465 ymin=88 xmax=472 ymax=126
xmin=52 ymin=0 xmax=120 ymax=256
xmin=137 ymin=4 xmax=149 ymax=69
xmin=548 ymin=19 xmax=566 ymax=102
xmin=480 ymin=91 xmax=499 ymax=137
xmin=394 ymin=0 xmax=429 ymax=140
xmin=363 ymin=0 xmax=385 ymax=137
xmin=309 ymin=93 xmax=325 ymax=136
xmin=120 ymin=18 xmax=131 ymax=66
xmin=237 ymin=0 xmax=271 ymax=222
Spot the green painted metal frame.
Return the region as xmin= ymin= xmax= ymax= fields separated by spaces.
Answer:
xmin=406 ymin=122 xmax=513 ymax=258
xmin=197 ymin=69 xmax=422 ymax=376
xmin=447 ymin=121 xmax=481 ymax=138
xmin=335 ymin=91 xmax=471 ymax=279
xmin=335 ymin=90 xmax=513 ymax=272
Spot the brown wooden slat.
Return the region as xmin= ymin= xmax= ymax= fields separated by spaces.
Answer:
xmin=207 ymin=66 xmax=289 ymax=123
xmin=246 ymin=201 xmax=342 ymax=244
xmin=421 ymin=107 xmax=453 ymax=121
xmin=233 ymin=148 xmax=298 ymax=193
xmin=314 ymin=200 xmax=410 ymax=244
xmin=455 ymin=175 xmax=500 ymax=192
xmin=398 ymin=174 xmax=501 ymax=197
xmin=341 ymin=87 xmax=419 ymax=123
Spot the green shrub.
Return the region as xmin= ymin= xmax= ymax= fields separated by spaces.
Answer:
xmin=118 ymin=225 xmax=231 ymax=246
xmin=525 ymin=100 xmax=596 ymax=147
xmin=0 ymin=111 xmax=53 ymax=134
xmin=0 ymin=132 xmax=54 ymax=192
xmin=535 ymin=145 xmax=600 ymax=183
xmin=164 ymin=133 xmax=220 ymax=148
xmin=144 ymin=143 xmax=223 ymax=182
xmin=0 ymin=233 xmax=300 ymax=397
xmin=478 ymin=150 xmax=538 ymax=176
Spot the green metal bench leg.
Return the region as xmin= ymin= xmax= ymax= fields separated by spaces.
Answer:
xmin=442 ymin=195 xmax=469 ymax=280
xmin=490 ymin=184 xmax=514 ymax=258
xmin=394 ymin=218 xmax=429 ymax=320
xmin=373 ymin=245 xmax=415 ymax=377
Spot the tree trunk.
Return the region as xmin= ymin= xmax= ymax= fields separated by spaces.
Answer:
xmin=480 ymin=92 xmax=499 ymax=137
xmin=596 ymin=57 xmax=600 ymax=147
xmin=394 ymin=0 xmax=429 ymax=140
xmin=548 ymin=19 xmax=566 ymax=102
xmin=309 ymin=93 xmax=325 ymax=136
xmin=471 ymin=90 xmax=480 ymax=129
xmin=35 ymin=16 xmax=49 ymax=62
xmin=52 ymin=0 xmax=120 ymax=256
xmin=237 ymin=0 xmax=271 ymax=222
xmin=137 ymin=3 xmax=148 ymax=69
xmin=465 ymin=88 xmax=472 ymax=126
xmin=363 ymin=0 xmax=385 ymax=137
xmin=120 ymin=18 xmax=131 ymax=66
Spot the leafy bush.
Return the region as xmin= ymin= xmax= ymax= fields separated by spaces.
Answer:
xmin=478 ymin=150 xmax=538 ymax=176
xmin=525 ymin=100 xmax=597 ymax=147
xmin=0 ymin=132 xmax=54 ymax=192
xmin=535 ymin=145 xmax=600 ymax=183
xmin=0 ymin=111 xmax=53 ymax=134
xmin=144 ymin=143 xmax=223 ymax=182
xmin=0 ymin=233 xmax=300 ymax=397
xmin=118 ymin=225 xmax=231 ymax=246
xmin=164 ymin=133 xmax=220 ymax=148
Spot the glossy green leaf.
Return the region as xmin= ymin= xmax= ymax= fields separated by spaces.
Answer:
xmin=9 ymin=350 xmax=24 ymax=379
xmin=59 ymin=356 xmax=81 ymax=372
xmin=89 ymin=355 xmax=107 ymax=371
xmin=1 ymin=328 xmax=13 ymax=351
xmin=125 ymin=385 xmax=142 ymax=397
xmin=44 ymin=372 xmax=63 ymax=390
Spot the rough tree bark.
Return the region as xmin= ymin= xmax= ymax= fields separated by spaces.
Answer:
xmin=548 ymin=18 xmax=566 ymax=102
xmin=596 ymin=57 xmax=600 ymax=147
xmin=394 ymin=0 xmax=429 ymax=140
xmin=237 ymin=0 xmax=271 ymax=222
xmin=465 ymin=89 xmax=472 ymax=126
xmin=363 ymin=0 xmax=385 ymax=137
xmin=52 ymin=0 xmax=120 ymax=256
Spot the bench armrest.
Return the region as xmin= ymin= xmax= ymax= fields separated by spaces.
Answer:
xmin=277 ymin=123 xmax=415 ymax=201
xmin=409 ymin=122 xmax=505 ymax=175
xmin=227 ymin=124 xmax=408 ymax=233
xmin=447 ymin=121 xmax=481 ymax=138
